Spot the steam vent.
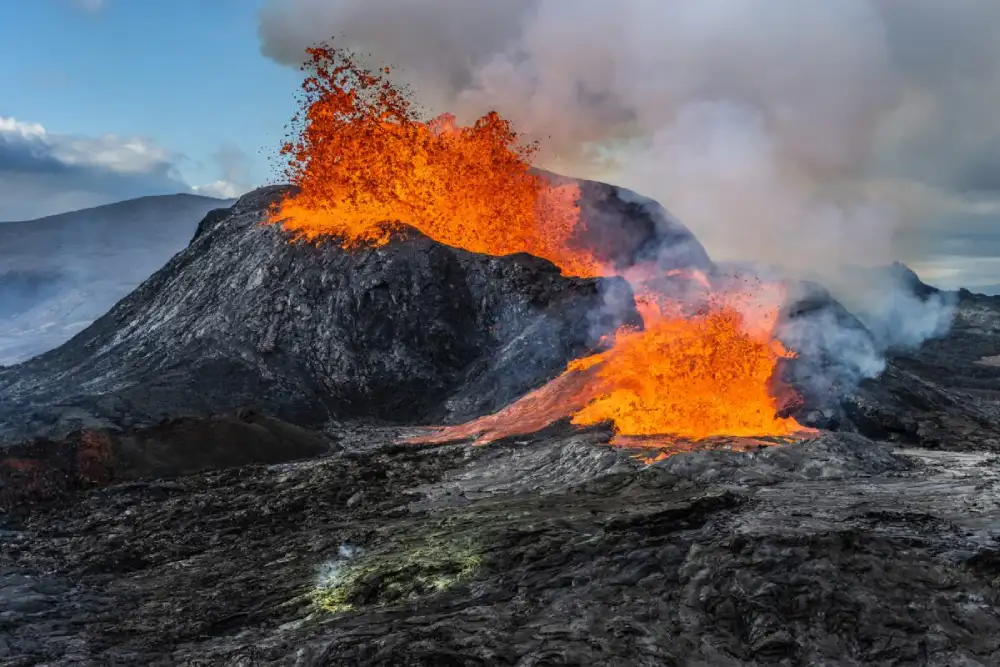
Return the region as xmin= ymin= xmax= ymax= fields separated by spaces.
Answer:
xmin=4 ymin=43 xmax=1000 ymax=667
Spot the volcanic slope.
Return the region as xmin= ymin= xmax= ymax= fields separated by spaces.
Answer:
xmin=0 ymin=179 xmax=713 ymax=442
xmin=5 ymin=423 xmax=1000 ymax=664
xmin=0 ymin=193 xmax=231 ymax=365
xmin=5 ymin=187 xmax=1000 ymax=664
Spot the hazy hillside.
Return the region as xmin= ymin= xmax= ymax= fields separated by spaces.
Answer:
xmin=0 ymin=193 xmax=232 ymax=365
xmin=965 ymin=283 xmax=1000 ymax=296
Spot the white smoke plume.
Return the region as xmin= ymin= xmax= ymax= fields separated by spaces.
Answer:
xmin=258 ymin=0 xmax=1000 ymax=280
xmin=258 ymin=0 xmax=988 ymax=398
xmin=775 ymin=267 xmax=957 ymax=405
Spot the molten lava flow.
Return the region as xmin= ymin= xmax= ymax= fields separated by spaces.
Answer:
xmin=271 ymin=45 xmax=601 ymax=278
xmin=569 ymin=299 xmax=802 ymax=440
xmin=408 ymin=364 xmax=601 ymax=446
xmin=272 ymin=44 xmax=808 ymax=452
xmin=411 ymin=285 xmax=807 ymax=447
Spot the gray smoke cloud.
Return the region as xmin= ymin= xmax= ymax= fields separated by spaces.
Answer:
xmin=258 ymin=0 xmax=1000 ymax=279
xmin=776 ymin=267 xmax=957 ymax=406
xmin=258 ymin=0 xmax=981 ymax=399
xmin=835 ymin=264 xmax=957 ymax=353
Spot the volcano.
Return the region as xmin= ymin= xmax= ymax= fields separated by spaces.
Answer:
xmin=0 ymin=175 xmax=721 ymax=443
xmin=5 ymin=45 xmax=1000 ymax=666
xmin=4 ymin=179 xmax=1000 ymax=665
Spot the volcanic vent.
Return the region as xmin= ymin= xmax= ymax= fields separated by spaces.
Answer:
xmin=0 ymin=44 xmax=809 ymax=452
xmin=270 ymin=46 xmax=710 ymax=278
xmin=269 ymin=44 xmax=813 ymax=450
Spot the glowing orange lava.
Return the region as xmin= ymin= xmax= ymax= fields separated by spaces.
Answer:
xmin=570 ymin=299 xmax=802 ymax=440
xmin=411 ymin=286 xmax=807 ymax=447
xmin=270 ymin=45 xmax=601 ymax=278
xmin=273 ymin=44 xmax=808 ymax=448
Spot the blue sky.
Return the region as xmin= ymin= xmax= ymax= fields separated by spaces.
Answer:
xmin=0 ymin=0 xmax=301 ymax=218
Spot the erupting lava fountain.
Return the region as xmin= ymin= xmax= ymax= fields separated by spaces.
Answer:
xmin=268 ymin=44 xmax=812 ymax=451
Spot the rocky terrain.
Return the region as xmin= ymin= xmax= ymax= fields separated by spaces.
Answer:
xmin=4 ymin=421 xmax=1000 ymax=665
xmin=0 ymin=193 xmax=231 ymax=365
xmin=2 ymin=184 xmax=1000 ymax=665
xmin=0 ymin=180 xmax=701 ymax=442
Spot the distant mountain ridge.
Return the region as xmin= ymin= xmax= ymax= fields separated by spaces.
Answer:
xmin=0 ymin=192 xmax=233 ymax=365
xmin=963 ymin=284 xmax=1000 ymax=297
xmin=0 ymin=193 xmax=228 ymax=226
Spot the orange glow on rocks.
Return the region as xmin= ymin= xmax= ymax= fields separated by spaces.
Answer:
xmin=272 ymin=44 xmax=807 ymax=450
xmin=269 ymin=45 xmax=601 ymax=278
xmin=411 ymin=288 xmax=805 ymax=447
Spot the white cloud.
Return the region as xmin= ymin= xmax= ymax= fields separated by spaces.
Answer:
xmin=0 ymin=116 xmax=189 ymax=220
xmin=0 ymin=117 xmax=254 ymax=219
xmin=49 ymin=134 xmax=175 ymax=174
xmin=193 ymin=180 xmax=247 ymax=199
xmin=0 ymin=118 xmax=46 ymax=139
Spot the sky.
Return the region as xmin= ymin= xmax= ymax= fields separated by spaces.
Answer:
xmin=2 ymin=0 xmax=999 ymax=294
xmin=0 ymin=0 xmax=299 ymax=220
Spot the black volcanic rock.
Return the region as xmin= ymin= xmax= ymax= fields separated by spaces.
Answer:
xmin=0 ymin=183 xmax=660 ymax=441
xmin=0 ymin=412 xmax=334 ymax=513
xmin=4 ymin=428 xmax=1000 ymax=665
xmin=769 ymin=277 xmax=1000 ymax=450
xmin=842 ymin=288 xmax=1000 ymax=449
xmin=538 ymin=170 xmax=714 ymax=273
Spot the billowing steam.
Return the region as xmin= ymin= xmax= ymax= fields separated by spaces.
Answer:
xmin=776 ymin=267 xmax=957 ymax=406
xmin=258 ymin=0 xmax=1000 ymax=275
xmin=257 ymin=0 xmax=985 ymax=397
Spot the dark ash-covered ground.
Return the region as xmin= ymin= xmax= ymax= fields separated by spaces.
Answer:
xmin=4 ymin=427 xmax=1000 ymax=665
xmin=3 ymin=186 xmax=1000 ymax=665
